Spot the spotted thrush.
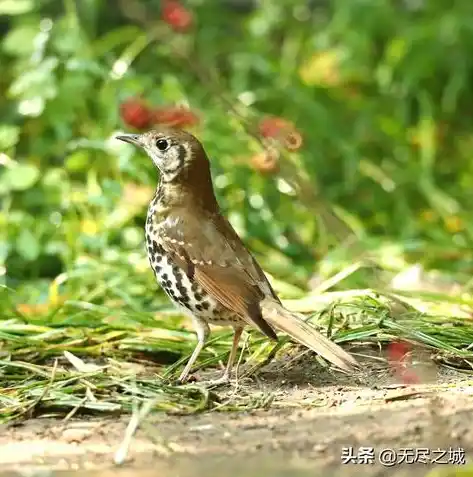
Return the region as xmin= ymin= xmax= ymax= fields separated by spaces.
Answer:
xmin=116 ymin=128 xmax=358 ymax=384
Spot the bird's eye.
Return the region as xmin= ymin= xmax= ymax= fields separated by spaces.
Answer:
xmin=156 ymin=139 xmax=169 ymax=151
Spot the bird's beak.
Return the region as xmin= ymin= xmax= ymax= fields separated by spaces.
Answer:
xmin=116 ymin=133 xmax=143 ymax=147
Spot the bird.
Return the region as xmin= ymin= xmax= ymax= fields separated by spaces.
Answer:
xmin=116 ymin=128 xmax=359 ymax=384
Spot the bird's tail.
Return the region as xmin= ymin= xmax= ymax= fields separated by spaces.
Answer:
xmin=260 ymin=297 xmax=359 ymax=372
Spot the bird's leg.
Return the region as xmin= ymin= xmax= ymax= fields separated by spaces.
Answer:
xmin=223 ymin=326 xmax=244 ymax=379
xmin=204 ymin=326 xmax=244 ymax=386
xmin=178 ymin=317 xmax=210 ymax=384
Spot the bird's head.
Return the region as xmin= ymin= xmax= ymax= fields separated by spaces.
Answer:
xmin=116 ymin=127 xmax=208 ymax=184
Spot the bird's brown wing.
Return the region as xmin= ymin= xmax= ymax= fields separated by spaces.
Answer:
xmin=158 ymin=211 xmax=278 ymax=340
xmin=214 ymin=214 xmax=282 ymax=303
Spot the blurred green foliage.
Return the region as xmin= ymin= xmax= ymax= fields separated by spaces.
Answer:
xmin=2 ymin=0 xmax=473 ymax=306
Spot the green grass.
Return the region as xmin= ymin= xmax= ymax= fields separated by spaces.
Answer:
xmin=2 ymin=251 xmax=473 ymax=424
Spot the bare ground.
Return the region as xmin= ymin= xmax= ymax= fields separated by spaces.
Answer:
xmin=2 ymin=346 xmax=473 ymax=477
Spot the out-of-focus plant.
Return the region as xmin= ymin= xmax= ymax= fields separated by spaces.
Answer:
xmin=2 ymin=0 xmax=473 ymax=302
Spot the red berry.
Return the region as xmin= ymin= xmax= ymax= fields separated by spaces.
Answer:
xmin=152 ymin=106 xmax=199 ymax=128
xmin=387 ymin=341 xmax=421 ymax=384
xmin=399 ymin=369 xmax=421 ymax=385
xmin=259 ymin=116 xmax=293 ymax=139
xmin=387 ymin=341 xmax=410 ymax=363
xmin=250 ymin=149 xmax=280 ymax=175
xmin=119 ymin=98 xmax=152 ymax=130
xmin=258 ymin=116 xmax=303 ymax=151
xmin=284 ymin=131 xmax=303 ymax=151
xmin=162 ymin=0 xmax=193 ymax=32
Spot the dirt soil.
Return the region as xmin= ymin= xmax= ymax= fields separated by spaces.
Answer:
xmin=1 ymin=346 xmax=473 ymax=477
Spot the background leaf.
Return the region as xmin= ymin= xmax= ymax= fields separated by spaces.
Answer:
xmin=2 ymin=164 xmax=40 ymax=191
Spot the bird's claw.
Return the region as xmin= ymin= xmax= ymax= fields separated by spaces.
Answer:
xmin=171 ymin=372 xmax=232 ymax=388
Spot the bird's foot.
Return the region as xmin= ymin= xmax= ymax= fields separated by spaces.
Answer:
xmin=168 ymin=373 xmax=197 ymax=387
xmin=172 ymin=372 xmax=233 ymax=388
xmin=200 ymin=372 xmax=232 ymax=388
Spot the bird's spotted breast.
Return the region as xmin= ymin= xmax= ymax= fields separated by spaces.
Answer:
xmin=145 ymin=219 xmax=239 ymax=324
